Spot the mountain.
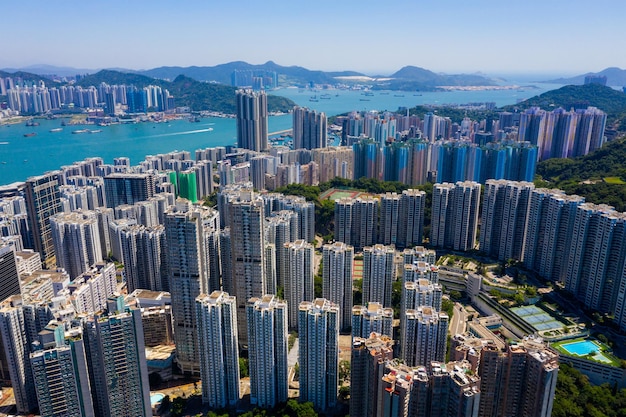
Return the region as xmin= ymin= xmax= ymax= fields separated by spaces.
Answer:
xmin=75 ymin=70 xmax=296 ymax=113
xmin=0 ymin=70 xmax=61 ymax=86
xmin=545 ymin=67 xmax=626 ymax=86
xmin=371 ymin=66 xmax=496 ymax=91
xmin=502 ymin=84 xmax=626 ymax=122
xmin=1 ymin=64 xmax=101 ymax=78
xmin=139 ymin=60 xmax=365 ymax=85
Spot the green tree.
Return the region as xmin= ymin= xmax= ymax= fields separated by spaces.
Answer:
xmin=239 ymin=357 xmax=249 ymax=378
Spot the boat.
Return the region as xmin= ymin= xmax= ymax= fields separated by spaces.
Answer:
xmin=189 ymin=116 xmax=201 ymax=123
xmin=89 ymin=129 xmax=102 ymax=134
xmin=72 ymin=129 xmax=89 ymax=134
xmin=413 ymin=94 xmax=422 ymax=96
xmin=320 ymin=94 xmax=332 ymax=99
xmin=394 ymin=94 xmax=405 ymax=97
xmin=0 ymin=142 xmax=8 ymax=145
xmin=23 ymin=132 xmax=36 ymax=137
xmin=25 ymin=119 xmax=40 ymax=127
xmin=359 ymin=99 xmax=370 ymax=102
xmin=309 ymin=99 xmax=319 ymax=102
xmin=50 ymin=128 xmax=63 ymax=132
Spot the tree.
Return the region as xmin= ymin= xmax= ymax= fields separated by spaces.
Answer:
xmin=339 ymin=385 xmax=350 ymax=400
xmin=239 ymin=357 xmax=249 ymax=378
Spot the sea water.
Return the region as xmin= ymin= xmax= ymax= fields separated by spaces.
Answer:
xmin=0 ymin=83 xmax=562 ymax=186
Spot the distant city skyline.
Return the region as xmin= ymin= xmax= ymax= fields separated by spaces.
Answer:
xmin=2 ymin=0 xmax=625 ymax=76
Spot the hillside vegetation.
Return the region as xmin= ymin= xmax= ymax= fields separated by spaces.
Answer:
xmin=536 ymin=137 xmax=626 ymax=211
xmin=75 ymin=70 xmax=296 ymax=113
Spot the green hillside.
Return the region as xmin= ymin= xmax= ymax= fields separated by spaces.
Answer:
xmin=536 ymin=137 xmax=626 ymax=211
xmin=76 ymin=70 xmax=296 ymax=113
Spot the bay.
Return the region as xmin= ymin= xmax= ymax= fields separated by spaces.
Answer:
xmin=0 ymin=82 xmax=562 ymax=186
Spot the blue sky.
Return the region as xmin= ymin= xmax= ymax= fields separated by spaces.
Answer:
xmin=2 ymin=0 xmax=624 ymax=76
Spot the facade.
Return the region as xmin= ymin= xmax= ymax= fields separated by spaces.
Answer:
xmin=103 ymin=173 xmax=155 ymax=208
xmin=362 ymin=244 xmax=395 ymax=308
xmin=30 ymin=338 xmax=95 ymax=417
xmin=24 ymin=172 xmax=63 ymax=268
xmin=284 ymin=240 xmax=315 ymax=330
xmin=0 ymin=296 xmax=37 ymax=414
xmin=401 ymin=306 xmax=448 ymax=367
xmin=379 ymin=192 xmax=401 ymax=246
xmin=0 ymin=244 xmax=22 ymax=303
xmin=397 ymin=189 xmax=426 ymax=249
xmin=83 ymin=307 xmax=152 ymax=417
xmin=227 ymin=190 xmax=267 ymax=348
xmin=118 ymin=224 xmax=168 ymax=293
xmin=50 ymin=210 xmax=103 ymax=280
xmin=196 ymin=291 xmax=240 ymax=408
xmin=298 ymin=299 xmax=339 ymax=411
xmin=293 ymin=106 xmax=327 ymax=150
xmin=431 ymin=182 xmax=481 ymax=251
xmin=236 ymin=89 xmax=268 ymax=152
xmin=246 ymin=295 xmax=288 ymax=408
xmin=322 ymin=241 xmax=354 ymax=331
xmin=164 ymin=199 xmax=219 ymax=374
xmin=351 ymin=302 xmax=393 ymax=339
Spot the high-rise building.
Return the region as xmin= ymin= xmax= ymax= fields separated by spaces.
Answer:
xmin=431 ymin=182 xmax=481 ymax=251
xmin=284 ymin=240 xmax=314 ymax=330
xmin=104 ymin=173 xmax=156 ymax=208
xmin=362 ymin=244 xmax=395 ymax=308
xmin=293 ymin=106 xmax=327 ymax=150
xmin=353 ymin=196 xmax=379 ymax=249
xmin=397 ymin=189 xmax=426 ymax=249
xmin=334 ymin=197 xmax=353 ymax=246
xmin=0 ymin=244 xmax=22 ymax=302
xmin=478 ymin=338 xmax=558 ymax=417
xmin=246 ymin=295 xmax=288 ymax=408
xmin=479 ymin=180 xmax=534 ymax=262
xmin=50 ymin=210 xmax=103 ymax=280
xmin=401 ymin=306 xmax=448 ymax=367
xmin=83 ymin=306 xmax=152 ymax=417
xmin=266 ymin=210 xmax=299 ymax=289
xmin=30 ymin=334 xmax=95 ymax=417
xmin=236 ymin=89 xmax=268 ymax=152
xmin=118 ymin=224 xmax=168 ymax=292
xmin=298 ymin=299 xmax=339 ymax=411
xmin=24 ymin=172 xmax=63 ymax=268
xmin=379 ymin=192 xmax=401 ymax=246
xmin=350 ymin=333 xmax=394 ymax=417
xmin=322 ymin=241 xmax=354 ymax=331
xmin=164 ymin=199 xmax=219 ymax=374
xmin=402 ymin=264 xmax=443 ymax=312
xmin=0 ymin=296 xmax=37 ymax=414
xmin=196 ymin=291 xmax=240 ymax=408
xmin=351 ymin=302 xmax=393 ymax=339
xmin=228 ymin=190 xmax=267 ymax=347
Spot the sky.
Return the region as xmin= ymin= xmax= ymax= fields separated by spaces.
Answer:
xmin=2 ymin=0 xmax=625 ymax=77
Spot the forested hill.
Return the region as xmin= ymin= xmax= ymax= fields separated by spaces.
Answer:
xmin=504 ymin=84 xmax=626 ymax=131
xmin=536 ymin=136 xmax=626 ymax=211
xmin=75 ymin=70 xmax=296 ymax=113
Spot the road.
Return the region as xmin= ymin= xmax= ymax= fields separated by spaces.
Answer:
xmin=449 ymin=302 xmax=468 ymax=336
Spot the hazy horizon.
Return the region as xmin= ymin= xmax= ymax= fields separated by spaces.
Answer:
xmin=2 ymin=0 xmax=625 ymax=78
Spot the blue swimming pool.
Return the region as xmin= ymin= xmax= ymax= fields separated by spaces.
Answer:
xmin=150 ymin=393 xmax=165 ymax=405
xmin=561 ymin=340 xmax=599 ymax=356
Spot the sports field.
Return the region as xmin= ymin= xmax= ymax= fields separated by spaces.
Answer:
xmin=320 ymin=188 xmax=374 ymax=201
xmin=510 ymin=305 xmax=564 ymax=332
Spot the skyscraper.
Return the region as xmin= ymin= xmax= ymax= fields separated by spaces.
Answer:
xmin=246 ymin=295 xmax=288 ymax=408
xmin=431 ymin=182 xmax=481 ymax=251
xmin=236 ymin=89 xmax=268 ymax=152
xmin=0 ymin=243 xmax=22 ymax=302
xmin=118 ymin=224 xmax=168 ymax=292
xmin=284 ymin=240 xmax=315 ymax=330
xmin=228 ymin=190 xmax=267 ymax=347
xmin=293 ymin=106 xmax=327 ymax=150
xmin=298 ymin=299 xmax=339 ymax=412
xmin=83 ymin=306 xmax=152 ymax=417
xmin=50 ymin=210 xmax=103 ymax=280
xmin=24 ymin=171 xmax=63 ymax=268
xmin=30 ymin=335 xmax=95 ymax=417
xmin=401 ymin=306 xmax=448 ymax=367
xmin=362 ymin=244 xmax=395 ymax=308
xmin=0 ymin=296 xmax=37 ymax=414
xmin=165 ymin=199 xmax=219 ymax=374
xmin=397 ymin=189 xmax=426 ymax=249
xmin=196 ymin=291 xmax=240 ymax=408
xmin=351 ymin=302 xmax=393 ymax=339
xmin=104 ymin=173 xmax=156 ymax=208
xmin=379 ymin=192 xmax=401 ymax=246
xmin=322 ymin=241 xmax=354 ymax=331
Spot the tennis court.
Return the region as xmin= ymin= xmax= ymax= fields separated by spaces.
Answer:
xmin=510 ymin=305 xmax=564 ymax=332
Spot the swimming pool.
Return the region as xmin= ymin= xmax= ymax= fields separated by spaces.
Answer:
xmin=561 ymin=340 xmax=599 ymax=356
xmin=150 ymin=393 xmax=165 ymax=405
